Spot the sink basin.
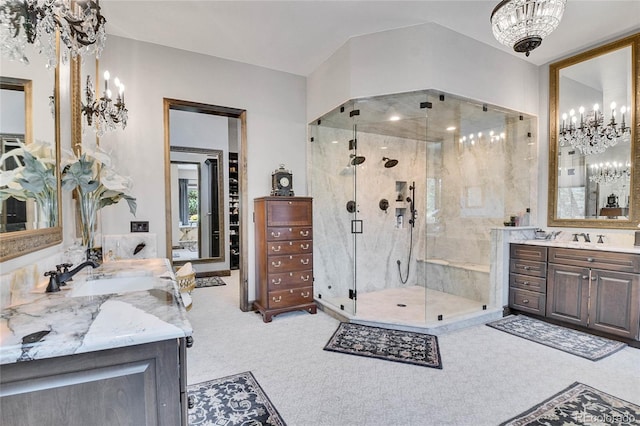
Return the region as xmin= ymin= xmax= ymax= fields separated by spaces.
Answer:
xmin=68 ymin=276 xmax=160 ymax=297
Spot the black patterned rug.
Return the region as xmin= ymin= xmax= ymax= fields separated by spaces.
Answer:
xmin=187 ymin=371 xmax=286 ymax=426
xmin=323 ymin=322 xmax=442 ymax=369
xmin=195 ymin=276 xmax=227 ymax=288
xmin=500 ymin=382 xmax=640 ymax=425
xmin=487 ymin=315 xmax=626 ymax=361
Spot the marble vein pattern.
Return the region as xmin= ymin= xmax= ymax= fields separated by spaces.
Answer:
xmin=0 ymin=258 xmax=192 ymax=365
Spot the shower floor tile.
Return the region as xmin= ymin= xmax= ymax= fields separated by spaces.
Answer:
xmin=354 ymin=286 xmax=486 ymax=327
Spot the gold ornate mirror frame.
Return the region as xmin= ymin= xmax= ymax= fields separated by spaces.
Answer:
xmin=548 ymin=33 xmax=640 ymax=229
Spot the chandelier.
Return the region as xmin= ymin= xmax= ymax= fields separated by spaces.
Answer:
xmin=0 ymin=0 xmax=106 ymax=67
xmin=490 ymin=0 xmax=566 ymax=57
xmin=559 ymin=103 xmax=631 ymax=155
xmin=81 ymin=70 xmax=127 ymax=137
xmin=588 ymin=161 xmax=631 ymax=185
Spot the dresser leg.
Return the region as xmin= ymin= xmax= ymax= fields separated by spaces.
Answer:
xmin=308 ymin=306 xmax=317 ymax=315
xmin=262 ymin=312 xmax=273 ymax=323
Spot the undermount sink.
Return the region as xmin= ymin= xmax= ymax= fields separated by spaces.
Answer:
xmin=68 ymin=276 xmax=160 ymax=297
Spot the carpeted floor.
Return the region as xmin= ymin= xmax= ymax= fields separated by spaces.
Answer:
xmin=323 ymin=322 xmax=442 ymax=369
xmin=500 ymin=381 xmax=640 ymax=425
xmin=188 ymin=371 xmax=286 ymax=426
xmin=195 ymin=276 xmax=227 ymax=288
xmin=487 ymin=315 xmax=626 ymax=361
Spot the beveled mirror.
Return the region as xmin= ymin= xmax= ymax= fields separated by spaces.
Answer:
xmin=548 ymin=33 xmax=639 ymax=229
xmin=0 ymin=42 xmax=61 ymax=261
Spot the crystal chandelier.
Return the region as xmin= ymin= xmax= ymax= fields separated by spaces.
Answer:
xmin=0 ymin=0 xmax=106 ymax=67
xmin=81 ymin=70 xmax=127 ymax=137
xmin=559 ymin=102 xmax=631 ymax=155
xmin=490 ymin=0 xmax=566 ymax=57
xmin=588 ymin=161 xmax=631 ymax=185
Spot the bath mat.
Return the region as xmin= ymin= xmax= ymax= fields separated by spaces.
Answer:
xmin=487 ymin=315 xmax=626 ymax=361
xmin=323 ymin=322 xmax=442 ymax=369
xmin=195 ymin=276 xmax=227 ymax=288
xmin=187 ymin=371 xmax=286 ymax=426
xmin=500 ymin=382 xmax=640 ymax=425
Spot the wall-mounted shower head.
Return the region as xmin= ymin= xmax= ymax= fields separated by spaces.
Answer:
xmin=350 ymin=154 xmax=366 ymax=165
xmin=382 ymin=157 xmax=398 ymax=168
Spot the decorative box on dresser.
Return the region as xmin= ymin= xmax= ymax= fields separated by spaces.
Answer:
xmin=254 ymin=196 xmax=317 ymax=322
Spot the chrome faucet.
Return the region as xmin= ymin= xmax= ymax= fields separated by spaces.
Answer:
xmin=45 ymin=261 xmax=100 ymax=293
xmin=578 ymin=233 xmax=591 ymax=243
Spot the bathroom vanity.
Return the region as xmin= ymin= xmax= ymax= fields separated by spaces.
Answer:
xmin=0 ymin=258 xmax=193 ymax=425
xmin=509 ymin=242 xmax=640 ymax=342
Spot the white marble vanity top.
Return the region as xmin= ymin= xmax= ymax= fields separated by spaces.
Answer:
xmin=0 ymin=258 xmax=193 ymax=365
xmin=518 ymin=239 xmax=640 ymax=255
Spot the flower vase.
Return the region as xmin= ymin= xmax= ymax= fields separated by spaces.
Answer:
xmin=79 ymin=194 xmax=102 ymax=263
xmin=36 ymin=196 xmax=57 ymax=229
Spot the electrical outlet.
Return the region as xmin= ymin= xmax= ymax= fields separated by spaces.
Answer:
xmin=131 ymin=221 xmax=149 ymax=232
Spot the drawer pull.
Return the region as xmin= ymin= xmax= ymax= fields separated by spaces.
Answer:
xmin=300 ymin=243 xmax=310 ymax=250
xmin=582 ymin=275 xmax=589 ymax=280
xmin=587 ymin=257 xmax=594 ymax=262
xmin=301 ymin=291 xmax=310 ymax=298
xmin=522 ymin=299 xmax=529 ymax=304
xmin=301 ymin=275 xmax=310 ymax=282
xmin=591 ymin=275 xmax=597 ymax=281
xmin=271 ymin=261 xmax=282 ymax=267
xmin=271 ymin=231 xmax=281 ymax=237
xmin=272 ymin=296 xmax=282 ymax=303
xmin=523 ymin=266 xmax=531 ymax=271
xmin=300 ymin=258 xmax=310 ymax=265
xmin=271 ymin=245 xmax=281 ymax=252
xmin=300 ymin=230 xmax=310 ymax=237
xmin=271 ymin=278 xmax=282 ymax=285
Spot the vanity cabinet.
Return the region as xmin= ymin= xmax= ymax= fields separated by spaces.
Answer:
xmin=254 ymin=197 xmax=317 ymax=322
xmin=1 ymin=339 xmax=188 ymax=426
xmin=547 ymin=247 xmax=640 ymax=339
xmin=509 ymin=244 xmax=548 ymax=316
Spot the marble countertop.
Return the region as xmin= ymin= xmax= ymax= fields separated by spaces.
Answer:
xmin=517 ymin=239 xmax=640 ymax=254
xmin=0 ymin=258 xmax=193 ymax=365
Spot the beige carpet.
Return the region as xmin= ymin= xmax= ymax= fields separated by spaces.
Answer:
xmin=186 ymin=271 xmax=640 ymax=426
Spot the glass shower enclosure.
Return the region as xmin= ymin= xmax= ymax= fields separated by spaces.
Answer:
xmin=309 ymin=90 xmax=536 ymax=330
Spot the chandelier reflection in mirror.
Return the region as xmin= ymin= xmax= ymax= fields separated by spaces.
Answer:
xmin=490 ymin=0 xmax=566 ymax=57
xmin=589 ymin=161 xmax=631 ymax=185
xmin=81 ymin=70 xmax=127 ymax=137
xmin=0 ymin=0 xmax=106 ymax=67
xmin=559 ymin=102 xmax=631 ymax=155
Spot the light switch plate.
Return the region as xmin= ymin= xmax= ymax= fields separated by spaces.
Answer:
xmin=131 ymin=221 xmax=149 ymax=232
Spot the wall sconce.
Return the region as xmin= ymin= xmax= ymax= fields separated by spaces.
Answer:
xmin=81 ymin=70 xmax=128 ymax=137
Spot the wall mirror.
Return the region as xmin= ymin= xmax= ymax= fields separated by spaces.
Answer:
xmin=0 ymin=44 xmax=61 ymax=261
xmin=548 ymin=33 xmax=639 ymax=229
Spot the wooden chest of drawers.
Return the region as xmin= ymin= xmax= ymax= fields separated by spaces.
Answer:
xmin=254 ymin=197 xmax=316 ymax=322
xmin=509 ymin=244 xmax=548 ymax=316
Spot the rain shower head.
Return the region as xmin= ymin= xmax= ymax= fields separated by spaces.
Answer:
xmin=350 ymin=155 xmax=366 ymax=165
xmin=382 ymin=157 xmax=398 ymax=168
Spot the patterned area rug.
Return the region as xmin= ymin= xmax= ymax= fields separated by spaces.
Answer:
xmin=500 ymin=382 xmax=640 ymax=425
xmin=323 ymin=322 xmax=442 ymax=369
xmin=195 ymin=276 xmax=227 ymax=288
xmin=187 ymin=371 xmax=286 ymax=426
xmin=487 ymin=315 xmax=626 ymax=361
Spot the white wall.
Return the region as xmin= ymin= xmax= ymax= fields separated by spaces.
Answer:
xmin=95 ymin=36 xmax=307 ymax=300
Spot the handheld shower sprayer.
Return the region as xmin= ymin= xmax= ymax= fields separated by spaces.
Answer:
xmin=397 ymin=181 xmax=416 ymax=284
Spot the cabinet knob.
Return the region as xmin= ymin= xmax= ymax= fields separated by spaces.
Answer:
xmin=289 ymin=289 xmax=293 ymax=294
xmin=582 ymin=275 xmax=589 ymax=280
xmin=522 ymin=281 xmax=529 ymax=286
xmin=522 ymin=299 xmax=529 ymax=304
xmin=587 ymin=257 xmax=594 ymax=262
xmin=523 ymin=266 xmax=531 ymax=271
xmin=186 ymin=336 xmax=194 ymax=348
xmin=591 ymin=275 xmax=597 ymax=281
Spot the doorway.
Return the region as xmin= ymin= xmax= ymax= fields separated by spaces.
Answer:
xmin=163 ymin=98 xmax=250 ymax=311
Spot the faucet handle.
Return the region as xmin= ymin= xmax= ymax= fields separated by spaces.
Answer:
xmin=572 ymin=233 xmax=579 ymax=242
xmin=44 ymin=271 xmax=60 ymax=293
xmin=597 ymin=234 xmax=605 ymax=244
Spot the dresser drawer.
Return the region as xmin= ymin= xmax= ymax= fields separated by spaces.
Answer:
xmin=510 ymin=288 xmax=546 ymax=315
xmin=510 ymin=244 xmax=548 ymax=262
xmin=509 ymin=273 xmax=547 ymax=293
xmin=267 ymin=239 xmax=312 ymax=255
xmin=509 ymin=259 xmax=547 ymax=278
xmin=267 ymin=286 xmax=314 ymax=309
xmin=267 ymin=199 xmax=312 ymax=227
xmin=268 ymin=254 xmax=313 ymax=273
xmin=267 ymin=270 xmax=313 ymax=290
xmin=549 ymin=247 xmax=640 ymax=273
xmin=267 ymin=227 xmax=313 ymax=241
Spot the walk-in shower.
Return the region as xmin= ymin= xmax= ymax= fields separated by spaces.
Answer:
xmin=309 ymin=90 xmax=536 ymax=331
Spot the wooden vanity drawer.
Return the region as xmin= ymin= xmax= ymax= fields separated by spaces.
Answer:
xmin=509 ymin=259 xmax=547 ymax=278
xmin=510 ymin=244 xmax=548 ymax=262
xmin=267 ymin=227 xmax=313 ymax=241
xmin=267 ymin=199 xmax=312 ymax=227
xmin=510 ymin=288 xmax=546 ymax=316
xmin=268 ymin=254 xmax=313 ymax=273
xmin=267 ymin=270 xmax=313 ymax=290
xmin=267 ymin=239 xmax=312 ymax=255
xmin=509 ymin=273 xmax=547 ymax=293
xmin=267 ymin=286 xmax=314 ymax=309
xmin=549 ymin=247 xmax=640 ymax=273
